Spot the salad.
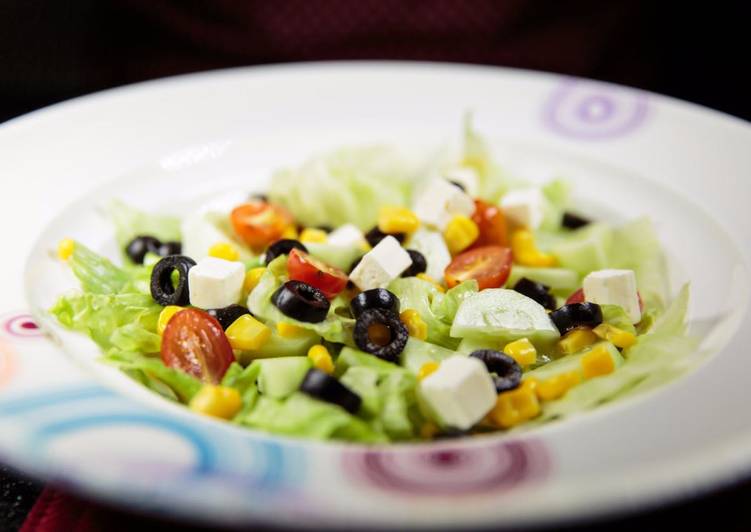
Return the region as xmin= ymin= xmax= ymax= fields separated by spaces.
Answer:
xmin=50 ymin=121 xmax=695 ymax=443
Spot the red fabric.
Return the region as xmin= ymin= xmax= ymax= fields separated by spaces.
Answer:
xmin=21 ymin=489 xmax=96 ymax=532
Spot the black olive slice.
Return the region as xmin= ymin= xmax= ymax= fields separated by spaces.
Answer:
xmin=126 ymin=235 xmax=162 ymax=265
xmin=207 ymin=304 xmax=251 ymax=330
xmin=550 ymin=302 xmax=603 ymax=335
xmin=157 ymin=241 xmax=182 ymax=257
xmin=264 ymin=239 xmax=308 ymax=265
xmin=299 ymin=369 xmax=362 ymax=414
xmin=401 ymin=249 xmax=427 ymax=277
xmin=513 ymin=277 xmax=556 ymax=311
xmin=353 ymin=308 xmax=408 ymax=363
xmin=447 ymin=180 xmax=467 ymax=192
xmin=469 ymin=349 xmax=522 ymax=393
xmin=364 ymin=227 xmax=406 ymax=248
xmin=350 ymin=289 xmax=400 ymax=319
xmin=150 ymin=255 xmax=196 ymax=306
xmin=271 ymin=280 xmax=330 ymax=323
xmin=562 ymin=212 xmax=591 ymax=230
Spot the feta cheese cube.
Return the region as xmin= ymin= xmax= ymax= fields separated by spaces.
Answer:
xmin=500 ymin=188 xmax=546 ymax=230
xmin=583 ymin=269 xmax=642 ymax=323
xmin=444 ymin=167 xmax=479 ymax=196
xmin=412 ymin=178 xmax=475 ymax=230
xmin=419 ymin=356 xmax=497 ymax=430
xmin=349 ymin=235 xmax=412 ymax=291
xmin=327 ymin=223 xmax=365 ymax=248
xmin=406 ymin=228 xmax=451 ymax=282
xmin=188 ymin=257 xmax=245 ymax=309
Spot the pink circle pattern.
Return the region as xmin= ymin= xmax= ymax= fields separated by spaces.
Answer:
xmin=343 ymin=439 xmax=550 ymax=496
xmin=2 ymin=313 xmax=44 ymax=339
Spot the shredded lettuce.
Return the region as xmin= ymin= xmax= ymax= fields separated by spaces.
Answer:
xmin=430 ymin=280 xmax=478 ymax=324
xmin=104 ymin=351 xmax=202 ymax=402
xmin=601 ymin=305 xmax=637 ymax=335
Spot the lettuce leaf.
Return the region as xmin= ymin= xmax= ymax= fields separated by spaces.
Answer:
xmin=601 ymin=305 xmax=637 ymax=335
xmin=388 ymin=277 xmax=460 ymax=349
xmin=103 ymin=351 xmax=202 ymax=402
xmin=109 ymin=200 xmax=181 ymax=260
xmin=430 ymin=280 xmax=478 ymax=323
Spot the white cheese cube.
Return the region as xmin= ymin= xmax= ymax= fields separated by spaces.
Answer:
xmin=419 ymin=356 xmax=497 ymax=430
xmin=444 ymin=167 xmax=479 ymax=196
xmin=349 ymin=235 xmax=412 ymax=291
xmin=188 ymin=257 xmax=245 ymax=310
xmin=583 ymin=269 xmax=642 ymax=323
xmin=406 ymin=228 xmax=451 ymax=282
xmin=500 ymin=188 xmax=545 ymax=230
xmin=327 ymin=223 xmax=365 ymax=248
xmin=412 ymin=178 xmax=475 ymax=230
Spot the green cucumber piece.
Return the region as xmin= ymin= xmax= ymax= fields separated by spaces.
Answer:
xmin=255 ymin=357 xmax=312 ymax=399
xmin=399 ymin=338 xmax=458 ymax=374
xmin=236 ymin=326 xmax=320 ymax=365
xmin=305 ymin=242 xmax=364 ymax=271
xmin=526 ymin=341 xmax=624 ymax=382
xmin=550 ymin=223 xmax=614 ymax=276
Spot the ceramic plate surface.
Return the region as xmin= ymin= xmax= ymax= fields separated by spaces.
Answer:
xmin=1 ymin=62 xmax=750 ymax=529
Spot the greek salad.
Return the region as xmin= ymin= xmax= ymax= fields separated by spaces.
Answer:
xmin=50 ymin=121 xmax=695 ymax=443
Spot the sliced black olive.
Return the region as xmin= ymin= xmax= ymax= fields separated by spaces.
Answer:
xmin=272 ymin=280 xmax=330 ymax=323
xmin=364 ymin=227 xmax=406 ymax=248
xmin=447 ymin=179 xmax=466 ymax=192
xmin=470 ymin=349 xmax=522 ymax=393
xmin=562 ymin=212 xmax=591 ymax=230
xmin=401 ymin=249 xmax=427 ymax=277
xmin=157 ymin=241 xmax=182 ymax=257
xmin=435 ymin=427 xmax=470 ymax=440
xmin=353 ymin=308 xmax=408 ymax=363
xmin=249 ymin=193 xmax=269 ymax=202
xmin=126 ymin=235 xmax=162 ymax=265
xmin=207 ymin=304 xmax=251 ymax=330
xmin=315 ymin=225 xmax=334 ymax=233
xmin=150 ymin=255 xmax=196 ymax=306
xmin=350 ymin=289 xmax=400 ymax=319
xmin=264 ymin=239 xmax=308 ymax=265
xmin=300 ymin=369 xmax=362 ymax=414
xmin=550 ymin=302 xmax=603 ymax=335
xmin=513 ymin=277 xmax=557 ymax=311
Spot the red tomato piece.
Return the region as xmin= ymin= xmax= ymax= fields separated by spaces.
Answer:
xmin=471 ymin=199 xmax=508 ymax=248
xmin=230 ymin=201 xmax=294 ymax=252
xmin=287 ymin=248 xmax=348 ymax=299
xmin=566 ymin=287 xmax=645 ymax=312
xmin=161 ymin=308 xmax=235 ymax=384
xmin=444 ymin=245 xmax=513 ymax=290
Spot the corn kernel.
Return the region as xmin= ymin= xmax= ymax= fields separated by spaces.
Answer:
xmin=299 ymin=228 xmax=328 ymax=244
xmin=157 ymin=306 xmax=183 ymax=335
xmin=443 ymin=215 xmax=479 ymax=254
xmin=277 ymin=322 xmax=309 ymax=338
xmin=511 ymin=230 xmax=557 ymax=267
xmin=503 ymin=338 xmax=537 ymax=366
xmin=208 ymin=242 xmax=240 ymax=262
xmin=281 ymin=225 xmax=299 ymax=240
xmin=536 ymin=371 xmax=581 ymax=401
xmin=417 ymin=361 xmax=440 ymax=381
xmin=488 ymin=380 xmax=541 ymax=429
xmin=416 ymin=273 xmax=445 ymax=293
xmin=57 ymin=238 xmax=75 ymax=261
xmin=189 ymin=385 xmax=242 ymax=419
xmin=420 ymin=421 xmax=439 ymax=439
xmin=581 ymin=344 xmax=616 ymax=379
xmin=308 ymin=345 xmax=335 ymax=374
xmin=400 ymin=309 xmax=428 ymax=340
xmin=558 ymin=328 xmax=598 ymax=355
xmin=378 ymin=206 xmax=420 ymax=234
xmin=225 ymin=315 xmax=271 ymax=351
xmin=593 ymin=323 xmax=637 ymax=349
xmin=243 ymin=267 xmax=267 ymax=296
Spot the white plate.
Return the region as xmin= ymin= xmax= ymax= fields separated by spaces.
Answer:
xmin=1 ymin=62 xmax=750 ymax=529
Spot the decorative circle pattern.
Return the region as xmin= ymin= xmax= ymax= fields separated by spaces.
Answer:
xmin=2 ymin=314 xmax=44 ymax=339
xmin=543 ymin=79 xmax=649 ymax=139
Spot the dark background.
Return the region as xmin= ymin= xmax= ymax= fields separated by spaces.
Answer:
xmin=1 ymin=1 xmax=749 ymax=530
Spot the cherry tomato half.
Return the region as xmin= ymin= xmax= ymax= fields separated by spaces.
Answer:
xmin=445 ymin=245 xmax=513 ymax=290
xmin=566 ymin=287 xmax=645 ymax=312
xmin=471 ymin=199 xmax=508 ymax=248
xmin=230 ymin=201 xmax=294 ymax=252
xmin=161 ymin=308 xmax=235 ymax=384
xmin=287 ymin=248 xmax=348 ymax=299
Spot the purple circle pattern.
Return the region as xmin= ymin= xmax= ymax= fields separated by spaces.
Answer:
xmin=2 ymin=314 xmax=43 ymax=339
xmin=342 ymin=439 xmax=550 ymax=496
xmin=543 ymin=79 xmax=649 ymax=139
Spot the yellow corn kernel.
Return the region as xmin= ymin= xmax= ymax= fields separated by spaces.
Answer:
xmin=400 ymin=309 xmax=428 ymax=340
xmin=281 ymin=225 xmax=299 ymax=240
xmin=157 ymin=306 xmax=183 ymax=335
xmin=243 ymin=267 xmax=267 ymax=296
xmin=416 ymin=273 xmax=445 ymax=293
xmin=503 ymin=338 xmax=537 ymax=366
xmin=443 ymin=215 xmax=479 ymax=255
xmin=225 ymin=315 xmax=271 ymax=351
xmin=277 ymin=322 xmax=309 ymax=338
xmin=488 ymin=380 xmax=541 ymax=429
xmin=308 ymin=345 xmax=335 ymax=374
xmin=558 ymin=328 xmax=598 ymax=355
xmin=208 ymin=242 xmax=240 ymax=262
xmin=536 ymin=371 xmax=582 ymax=401
xmin=593 ymin=323 xmax=637 ymax=349
xmin=417 ymin=361 xmax=440 ymax=381
xmin=299 ymin=228 xmax=328 ymax=244
xmin=189 ymin=385 xmax=243 ymax=419
xmin=420 ymin=421 xmax=439 ymax=439
xmin=378 ymin=206 xmax=420 ymax=234
xmin=57 ymin=238 xmax=75 ymax=261
xmin=511 ymin=230 xmax=557 ymax=267
xmin=581 ymin=344 xmax=616 ymax=379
